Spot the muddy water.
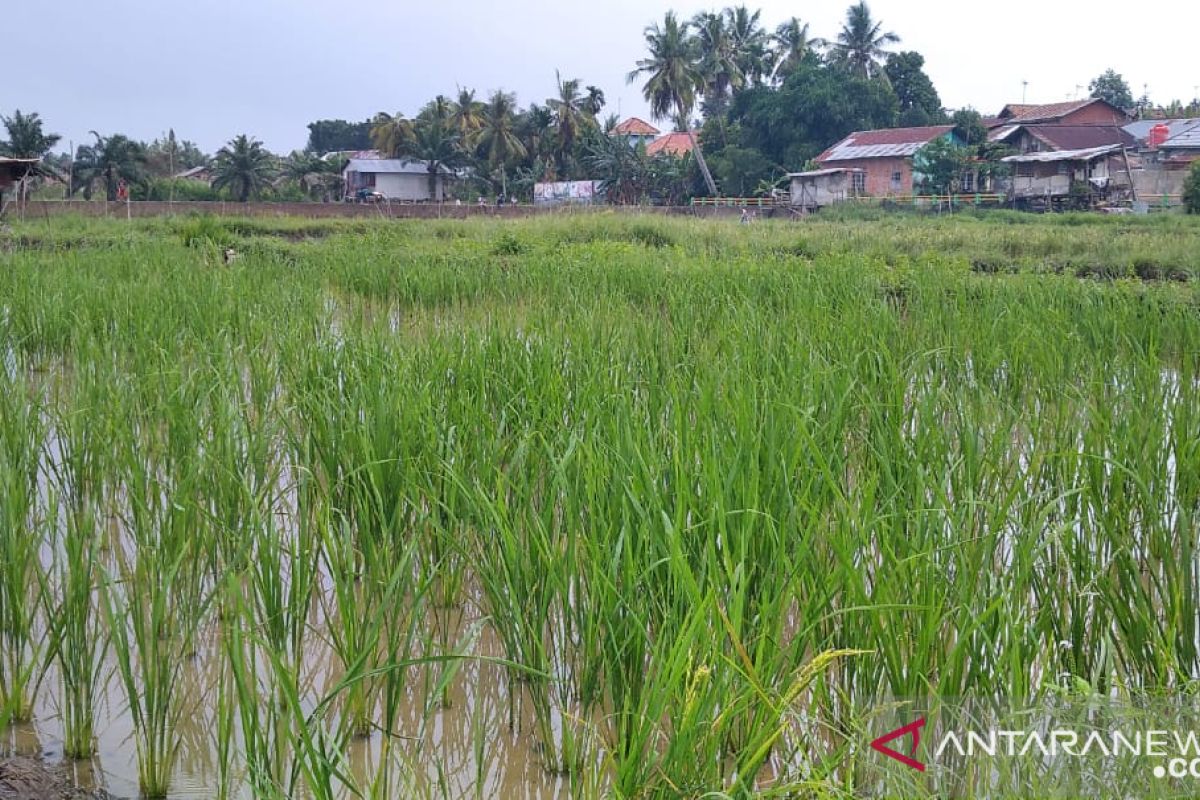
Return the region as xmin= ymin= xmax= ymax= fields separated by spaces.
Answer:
xmin=5 ymin=605 xmax=593 ymax=799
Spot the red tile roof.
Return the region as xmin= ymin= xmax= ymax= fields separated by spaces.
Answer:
xmin=816 ymin=125 xmax=954 ymax=162
xmin=646 ymin=132 xmax=695 ymax=157
xmin=612 ymin=117 xmax=660 ymax=136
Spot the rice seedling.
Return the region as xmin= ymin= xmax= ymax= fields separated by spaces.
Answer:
xmin=1 ymin=211 xmax=1199 ymax=799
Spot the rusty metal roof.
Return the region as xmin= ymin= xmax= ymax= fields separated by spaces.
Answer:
xmin=1001 ymin=144 xmax=1123 ymax=163
xmin=788 ymin=168 xmax=864 ymax=178
xmin=816 ymin=125 xmax=955 ymax=162
xmin=995 ymin=98 xmax=1127 ymax=125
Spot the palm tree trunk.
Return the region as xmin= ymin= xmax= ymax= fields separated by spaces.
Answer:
xmin=688 ymin=129 xmax=718 ymax=196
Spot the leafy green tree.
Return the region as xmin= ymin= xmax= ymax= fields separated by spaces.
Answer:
xmin=72 ymin=133 xmax=147 ymax=200
xmin=305 ymin=119 xmax=373 ymax=155
xmin=884 ymin=52 xmax=943 ymax=126
xmin=628 ymin=12 xmax=718 ymax=194
xmin=211 ymin=135 xmax=275 ymax=202
xmin=1089 ymin=69 xmax=1134 ymax=109
xmin=0 ymin=110 xmax=61 ymax=159
xmin=913 ymin=135 xmax=966 ymax=194
xmin=705 ymin=143 xmax=773 ymax=196
xmin=723 ymin=58 xmax=898 ymax=169
xmin=832 ymin=1 xmax=900 ymax=80
xmin=950 ymin=108 xmax=986 ymax=146
xmin=369 ymin=112 xmax=415 ymax=157
xmin=1184 ymin=161 xmax=1200 ymax=214
xmin=477 ymin=90 xmax=527 ymax=196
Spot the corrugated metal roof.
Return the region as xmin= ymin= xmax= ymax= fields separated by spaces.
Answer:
xmin=788 ymin=168 xmax=864 ymax=177
xmin=1025 ymin=125 xmax=1135 ymax=151
xmin=816 ymin=125 xmax=954 ymax=163
xmin=1163 ymin=126 xmax=1200 ymax=149
xmin=1001 ymin=144 xmax=1123 ymax=163
xmin=1123 ymin=118 xmax=1200 ymax=143
xmin=646 ymin=132 xmax=694 ymax=157
xmin=989 ymin=125 xmax=1021 ymax=142
xmin=343 ymin=158 xmax=451 ymax=175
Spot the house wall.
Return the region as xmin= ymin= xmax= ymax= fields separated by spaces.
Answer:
xmin=791 ymin=174 xmax=853 ymax=208
xmin=822 ymin=157 xmax=913 ymax=196
xmin=376 ymin=172 xmax=443 ymax=201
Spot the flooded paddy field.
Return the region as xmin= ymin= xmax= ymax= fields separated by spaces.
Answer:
xmin=2 ymin=211 xmax=1200 ymax=798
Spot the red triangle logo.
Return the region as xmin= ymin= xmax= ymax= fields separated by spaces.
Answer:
xmin=870 ymin=717 xmax=926 ymax=772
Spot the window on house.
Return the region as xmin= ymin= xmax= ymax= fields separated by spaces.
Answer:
xmin=891 ymin=171 xmax=903 ymax=191
xmin=852 ymin=172 xmax=866 ymax=194
xmin=960 ymin=171 xmax=975 ymax=192
xmin=365 ymin=173 xmax=376 ymax=187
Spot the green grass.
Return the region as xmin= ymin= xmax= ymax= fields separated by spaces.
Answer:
xmin=1 ymin=211 xmax=1199 ymax=798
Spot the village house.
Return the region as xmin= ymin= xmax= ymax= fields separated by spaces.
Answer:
xmin=610 ymin=117 xmax=661 ymax=149
xmin=813 ymin=125 xmax=958 ymax=196
xmin=341 ymin=153 xmax=452 ymax=201
xmin=1002 ymin=144 xmax=1132 ymax=207
xmin=986 ymin=98 xmax=1132 ymax=131
xmin=989 ymin=123 xmax=1135 ymax=155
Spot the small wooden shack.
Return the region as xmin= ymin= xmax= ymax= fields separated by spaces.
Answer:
xmin=0 ymin=157 xmax=39 ymax=213
xmin=1001 ymin=144 xmax=1131 ymax=208
xmin=788 ymin=168 xmax=863 ymax=212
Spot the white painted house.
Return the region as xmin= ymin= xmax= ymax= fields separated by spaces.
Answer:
xmin=342 ymin=157 xmax=452 ymax=201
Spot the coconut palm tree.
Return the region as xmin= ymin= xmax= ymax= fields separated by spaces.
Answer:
xmin=450 ymin=89 xmax=486 ymax=149
xmin=770 ymin=17 xmax=819 ymax=82
xmin=627 ymin=12 xmax=717 ymax=195
xmin=71 ymin=132 xmax=147 ymax=200
xmin=0 ymin=110 xmax=61 ymax=159
xmin=476 ymin=90 xmax=526 ymax=197
xmin=725 ymin=6 xmax=770 ymax=89
xmin=692 ymin=10 xmax=740 ymax=113
xmin=832 ymin=1 xmax=900 ymax=79
xmin=547 ymin=72 xmax=590 ymax=177
xmin=280 ymin=150 xmax=341 ymax=200
xmin=369 ymin=112 xmax=415 ymax=157
xmin=518 ymin=104 xmax=556 ymax=169
xmin=583 ymin=86 xmax=606 ymax=118
xmin=211 ymin=135 xmax=275 ymax=202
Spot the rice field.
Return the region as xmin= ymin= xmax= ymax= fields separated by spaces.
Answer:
xmin=1 ymin=211 xmax=1199 ymax=799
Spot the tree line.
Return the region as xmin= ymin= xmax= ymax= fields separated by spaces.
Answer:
xmin=4 ymin=1 xmax=1197 ymax=203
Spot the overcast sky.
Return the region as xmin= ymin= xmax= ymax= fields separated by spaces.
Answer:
xmin=6 ymin=0 xmax=1199 ymax=156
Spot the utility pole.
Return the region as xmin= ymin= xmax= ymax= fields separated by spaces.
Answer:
xmin=1021 ymin=80 xmax=1028 ymax=104
xmin=67 ymin=140 xmax=73 ymax=201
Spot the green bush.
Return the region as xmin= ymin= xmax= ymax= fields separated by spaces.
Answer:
xmin=1184 ymin=161 xmax=1200 ymax=214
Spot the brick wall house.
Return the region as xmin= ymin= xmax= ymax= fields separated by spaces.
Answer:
xmin=813 ymin=126 xmax=957 ymax=196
